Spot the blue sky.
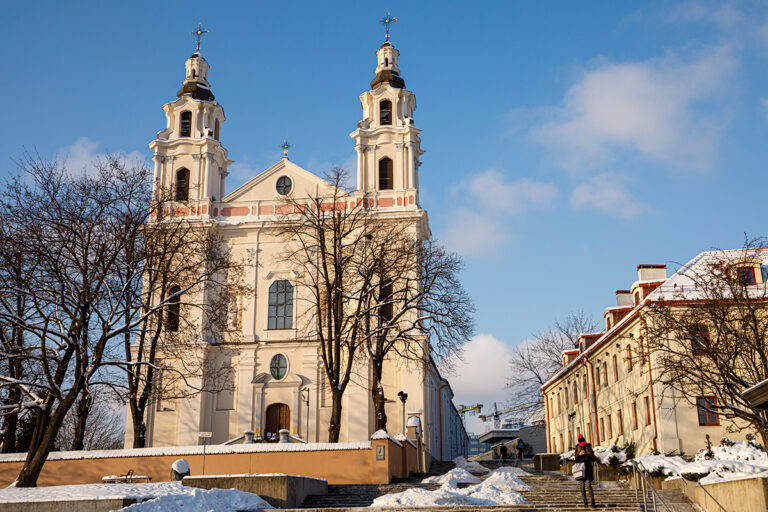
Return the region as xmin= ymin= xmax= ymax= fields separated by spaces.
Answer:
xmin=3 ymin=1 xmax=768 ymax=432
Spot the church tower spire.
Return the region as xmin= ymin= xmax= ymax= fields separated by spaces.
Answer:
xmin=350 ymin=23 xmax=424 ymax=208
xmin=149 ymin=26 xmax=232 ymax=208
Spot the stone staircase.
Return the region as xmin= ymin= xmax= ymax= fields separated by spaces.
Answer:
xmin=296 ymin=461 xmax=696 ymax=511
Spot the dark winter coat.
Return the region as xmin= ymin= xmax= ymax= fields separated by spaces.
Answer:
xmin=575 ymin=443 xmax=596 ymax=481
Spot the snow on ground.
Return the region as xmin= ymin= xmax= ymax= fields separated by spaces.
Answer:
xmin=488 ymin=465 xmax=532 ymax=477
xmin=422 ymin=468 xmax=481 ymax=486
xmin=373 ymin=466 xmax=529 ymax=507
xmin=117 ymin=487 xmax=270 ymax=511
xmin=629 ymin=438 xmax=768 ymax=485
xmin=452 ymin=456 xmax=490 ymax=474
xmin=561 ymin=444 xmax=627 ymax=465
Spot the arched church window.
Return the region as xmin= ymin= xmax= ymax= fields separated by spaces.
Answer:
xmin=378 ymin=158 xmax=393 ymax=190
xmin=191 ymin=69 xmax=196 ymax=79
xmin=268 ymin=280 xmax=293 ymax=330
xmin=214 ymin=119 xmax=221 ymax=141
xmin=270 ymin=354 xmax=288 ymax=380
xmin=380 ymin=100 xmax=392 ymax=126
xmin=380 ymin=281 xmax=393 ymax=323
xmin=166 ymin=285 xmax=181 ymax=332
xmin=175 ymin=168 xmax=190 ymax=201
xmin=180 ymin=111 xmax=192 ymax=137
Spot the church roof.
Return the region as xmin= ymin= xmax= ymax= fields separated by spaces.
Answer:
xmin=223 ymin=158 xmax=337 ymax=203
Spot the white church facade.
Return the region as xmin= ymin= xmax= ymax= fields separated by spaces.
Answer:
xmin=124 ymin=35 xmax=468 ymax=463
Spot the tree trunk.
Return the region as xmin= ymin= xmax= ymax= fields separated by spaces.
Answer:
xmin=371 ymin=359 xmax=388 ymax=432
xmin=70 ymin=392 xmax=92 ymax=451
xmin=130 ymin=400 xmax=147 ymax=449
xmin=0 ymin=411 xmax=18 ymax=453
xmin=328 ymin=388 xmax=342 ymax=443
xmin=14 ymin=403 xmax=66 ymax=487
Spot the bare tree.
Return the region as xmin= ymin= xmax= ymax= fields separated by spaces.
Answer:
xmin=0 ymin=153 xmax=250 ymax=485
xmin=507 ymin=312 xmax=597 ymax=421
xmin=357 ymin=230 xmax=474 ymax=432
xmin=644 ymin=238 xmax=768 ymax=446
xmin=277 ymin=168 xmax=473 ymax=438
xmin=56 ymin=387 xmax=125 ymax=451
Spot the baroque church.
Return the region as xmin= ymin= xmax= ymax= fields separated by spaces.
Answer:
xmin=124 ymin=31 xmax=467 ymax=462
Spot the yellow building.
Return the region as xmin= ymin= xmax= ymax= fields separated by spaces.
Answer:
xmin=541 ymin=251 xmax=762 ymax=456
xmin=124 ymin=35 xmax=468 ymax=463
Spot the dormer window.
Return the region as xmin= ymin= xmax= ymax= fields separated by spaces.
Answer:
xmin=737 ymin=266 xmax=756 ymax=285
xmin=180 ymin=111 xmax=192 ymax=137
xmin=380 ymin=100 xmax=392 ymax=125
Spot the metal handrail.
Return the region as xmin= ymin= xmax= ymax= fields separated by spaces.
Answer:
xmin=629 ymin=460 xmax=673 ymax=512
xmin=696 ymin=481 xmax=728 ymax=512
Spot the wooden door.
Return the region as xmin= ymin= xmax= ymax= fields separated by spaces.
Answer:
xmin=265 ymin=403 xmax=290 ymax=439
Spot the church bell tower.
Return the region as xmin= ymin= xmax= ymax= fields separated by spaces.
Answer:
xmin=350 ymin=28 xmax=424 ymax=208
xmin=150 ymin=27 xmax=232 ymax=208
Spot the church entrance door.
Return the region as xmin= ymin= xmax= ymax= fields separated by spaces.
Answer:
xmin=265 ymin=403 xmax=290 ymax=439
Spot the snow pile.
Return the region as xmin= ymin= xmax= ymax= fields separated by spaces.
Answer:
xmin=373 ymin=465 xmax=529 ymax=507
xmin=452 ymin=456 xmax=490 ymax=474
xmin=117 ymin=487 xmax=270 ymax=511
xmin=171 ymin=459 xmax=189 ymax=474
xmin=0 ymin=480 xmax=267 ymax=509
xmin=487 ymin=465 xmax=533 ymax=479
xmin=422 ymin=468 xmax=481 ymax=486
xmin=630 ymin=438 xmax=768 ymax=485
xmin=561 ymin=444 xmax=628 ymax=465
xmin=371 ymin=430 xmax=402 ymax=446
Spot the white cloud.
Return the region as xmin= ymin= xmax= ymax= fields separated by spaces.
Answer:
xmin=59 ymin=137 xmax=147 ymax=174
xmin=442 ymin=170 xmax=557 ymax=257
xmin=449 ymin=334 xmax=514 ymax=434
xmin=570 ymin=173 xmax=649 ymax=219
xmin=531 ymin=45 xmax=738 ymax=173
xmin=443 ymin=210 xmax=511 ymax=257
xmin=467 ymin=170 xmax=557 ymax=214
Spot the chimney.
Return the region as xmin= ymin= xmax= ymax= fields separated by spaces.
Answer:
xmin=615 ymin=290 xmax=633 ymax=307
xmin=637 ymin=264 xmax=666 ymax=282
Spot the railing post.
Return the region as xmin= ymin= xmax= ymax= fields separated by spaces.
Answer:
xmin=633 ymin=464 xmax=638 ymax=503
xmin=642 ymin=471 xmax=647 ymax=511
xmin=652 ymin=487 xmax=657 ymax=511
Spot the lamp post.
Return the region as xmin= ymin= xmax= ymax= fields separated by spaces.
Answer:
xmin=397 ymin=391 xmax=408 ymax=434
xmin=301 ymin=386 xmax=310 ymax=442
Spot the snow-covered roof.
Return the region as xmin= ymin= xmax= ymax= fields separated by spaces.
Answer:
xmin=542 ymin=247 xmax=768 ymax=392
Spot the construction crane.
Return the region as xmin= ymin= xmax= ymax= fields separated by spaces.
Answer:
xmin=456 ymin=403 xmax=483 ymax=425
xmin=478 ymin=402 xmax=520 ymax=429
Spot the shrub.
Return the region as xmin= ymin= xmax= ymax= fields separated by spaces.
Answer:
xmin=681 ymin=471 xmax=710 ymax=482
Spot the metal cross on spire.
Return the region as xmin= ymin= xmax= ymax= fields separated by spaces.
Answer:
xmin=279 ymin=138 xmax=294 ymax=157
xmin=191 ymin=23 xmax=209 ymax=52
xmin=378 ymin=11 xmax=397 ymax=41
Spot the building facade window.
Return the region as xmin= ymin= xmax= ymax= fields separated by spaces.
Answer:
xmin=607 ymin=414 xmax=613 ymax=439
xmin=175 ymin=168 xmax=190 ymax=201
xmin=697 ymin=396 xmax=720 ymax=426
xmin=644 ymin=396 xmax=651 ymax=426
xmin=564 ymin=387 xmax=569 ymax=409
xmin=166 ymin=285 xmax=181 ymax=332
xmin=180 ymin=111 xmax=192 ymax=137
xmin=617 ymin=409 xmax=623 ymax=435
xmin=380 ymin=99 xmax=392 ymax=125
xmin=276 ymin=176 xmax=293 ymax=195
xmin=214 ymin=118 xmax=221 ymax=140
xmin=632 ymin=401 xmax=638 ymax=430
xmin=626 ymin=345 xmax=633 ymax=371
xmin=270 ymin=354 xmax=288 ymax=380
xmin=378 ymin=157 xmax=394 ymax=190
xmin=268 ymin=280 xmax=293 ymax=330
xmin=599 ymin=417 xmax=605 ymax=442
xmin=691 ymin=324 xmax=710 ymax=356
xmin=612 ymin=354 xmax=618 ymax=382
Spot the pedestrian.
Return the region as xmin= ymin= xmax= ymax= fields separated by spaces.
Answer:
xmin=574 ymin=434 xmax=597 ymax=508
xmin=516 ymin=438 xmax=525 ymax=461
xmin=499 ymin=443 xmax=508 ymax=461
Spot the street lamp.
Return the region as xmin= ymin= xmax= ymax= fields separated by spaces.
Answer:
xmin=397 ymin=391 xmax=408 ymax=434
xmin=301 ymin=386 xmax=310 ymax=442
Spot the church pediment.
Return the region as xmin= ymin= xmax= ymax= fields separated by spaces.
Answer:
xmin=223 ymin=159 xmax=336 ymax=203
xmin=252 ymin=371 xmax=310 ymax=387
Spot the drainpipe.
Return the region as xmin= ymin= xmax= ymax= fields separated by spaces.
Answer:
xmin=544 ymin=389 xmax=551 ymax=452
xmin=640 ymin=315 xmax=660 ymax=453
xmin=583 ymin=357 xmax=600 ymax=444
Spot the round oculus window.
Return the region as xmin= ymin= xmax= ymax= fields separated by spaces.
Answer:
xmin=276 ymin=176 xmax=292 ymax=195
xmin=270 ymin=354 xmax=288 ymax=380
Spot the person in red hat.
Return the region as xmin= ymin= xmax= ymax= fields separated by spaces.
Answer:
xmin=574 ymin=434 xmax=597 ymax=507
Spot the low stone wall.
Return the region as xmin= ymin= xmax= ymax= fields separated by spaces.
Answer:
xmin=0 ymin=437 xmax=416 ymax=487
xmin=661 ymin=475 xmax=768 ymax=512
xmin=0 ymin=498 xmax=145 ymax=512
xmin=182 ymin=474 xmax=327 ymax=508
